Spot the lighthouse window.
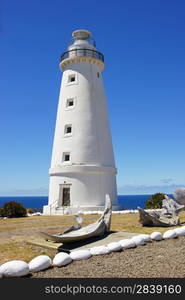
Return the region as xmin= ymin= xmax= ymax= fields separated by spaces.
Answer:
xmin=64 ymin=124 xmax=72 ymax=135
xmin=66 ymin=98 xmax=74 ymax=108
xmin=66 ymin=125 xmax=72 ymax=134
xmin=64 ymin=154 xmax=70 ymax=161
xmin=68 ymin=74 xmax=76 ymax=83
xmin=97 ymin=72 xmax=100 ymax=78
xmin=63 ymin=152 xmax=70 ymax=162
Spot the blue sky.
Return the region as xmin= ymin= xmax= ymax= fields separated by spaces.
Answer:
xmin=1 ymin=0 xmax=185 ymax=195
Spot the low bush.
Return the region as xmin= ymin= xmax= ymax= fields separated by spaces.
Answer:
xmin=0 ymin=201 xmax=27 ymax=218
xmin=27 ymin=208 xmax=34 ymax=214
xmin=145 ymin=193 xmax=166 ymax=209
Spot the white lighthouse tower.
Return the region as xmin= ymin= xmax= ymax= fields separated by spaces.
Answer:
xmin=43 ymin=30 xmax=118 ymax=215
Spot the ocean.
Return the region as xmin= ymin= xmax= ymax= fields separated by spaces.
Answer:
xmin=0 ymin=195 xmax=156 ymax=212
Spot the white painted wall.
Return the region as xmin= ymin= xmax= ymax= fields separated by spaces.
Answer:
xmin=51 ymin=62 xmax=115 ymax=168
xmin=44 ymin=31 xmax=118 ymax=214
xmin=48 ymin=172 xmax=117 ymax=207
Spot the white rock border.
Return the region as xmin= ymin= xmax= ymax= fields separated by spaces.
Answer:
xmin=70 ymin=249 xmax=92 ymax=260
xmin=0 ymin=260 xmax=29 ymax=278
xmin=28 ymin=255 xmax=52 ymax=273
xmin=119 ymin=238 xmax=136 ymax=249
xmin=174 ymin=227 xmax=185 ymax=236
xmin=90 ymin=245 xmax=110 ymax=256
xmin=163 ymin=229 xmax=177 ymax=239
xmin=150 ymin=231 xmax=163 ymax=241
xmin=1 ymin=226 xmax=185 ymax=277
xmin=106 ymin=242 xmax=122 ymax=252
xmin=53 ymin=252 xmax=72 ymax=267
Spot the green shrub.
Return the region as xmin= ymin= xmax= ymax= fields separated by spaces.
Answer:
xmin=0 ymin=201 xmax=27 ymax=218
xmin=0 ymin=207 xmax=4 ymax=217
xmin=27 ymin=208 xmax=34 ymax=214
xmin=145 ymin=193 xmax=166 ymax=209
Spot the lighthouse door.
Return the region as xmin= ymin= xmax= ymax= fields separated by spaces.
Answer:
xmin=59 ymin=185 xmax=70 ymax=206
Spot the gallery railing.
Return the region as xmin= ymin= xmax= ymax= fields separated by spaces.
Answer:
xmin=61 ymin=48 xmax=104 ymax=63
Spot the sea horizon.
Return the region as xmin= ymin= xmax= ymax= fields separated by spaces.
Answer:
xmin=0 ymin=194 xmax=173 ymax=211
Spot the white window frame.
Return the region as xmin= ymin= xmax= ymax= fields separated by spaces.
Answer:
xmin=64 ymin=124 xmax=72 ymax=137
xmin=66 ymin=97 xmax=75 ymax=110
xmin=66 ymin=73 xmax=78 ymax=86
xmin=62 ymin=152 xmax=71 ymax=164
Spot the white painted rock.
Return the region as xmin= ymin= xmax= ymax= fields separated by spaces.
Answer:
xmin=174 ymin=227 xmax=185 ymax=236
xmin=70 ymin=249 xmax=92 ymax=261
xmin=163 ymin=230 xmax=177 ymax=239
xmin=131 ymin=235 xmax=146 ymax=246
xmin=53 ymin=252 xmax=72 ymax=267
xmin=29 ymin=255 xmax=52 ymax=272
xmin=0 ymin=260 xmax=29 ymax=277
xmin=150 ymin=231 xmax=163 ymax=241
xmin=119 ymin=239 xmax=136 ymax=249
xmin=107 ymin=242 xmax=122 ymax=252
xmin=90 ymin=246 xmax=110 ymax=256
xmin=138 ymin=234 xmax=151 ymax=242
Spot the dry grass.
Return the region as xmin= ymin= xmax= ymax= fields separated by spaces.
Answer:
xmin=0 ymin=212 xmax=185 ymax=265
xmin=0 ymin=242 xmax=56 ymax=264
xmin=111 ymin=211 xmax=185 ymax=234
xmin=0 ymin=215 xmax=76 ymax=232
xmin=0 ymin=242 xmax=40 ymax=263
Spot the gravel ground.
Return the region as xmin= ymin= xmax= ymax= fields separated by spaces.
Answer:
xmin=32 ymin=236 xmax=185 ymax=278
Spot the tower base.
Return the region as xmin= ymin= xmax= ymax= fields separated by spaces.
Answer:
xmin=42 ymin=205 xmax=124 ymax=216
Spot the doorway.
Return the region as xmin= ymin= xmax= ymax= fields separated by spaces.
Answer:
xmin=59 ymin=185 xmax=70 ymax=206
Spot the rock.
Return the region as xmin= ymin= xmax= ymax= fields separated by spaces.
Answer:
xmin=138 ymin=207 xmax=180 ymax=227
xmin=161 ymin=195 xmax=185 ymax=217
xmin=131 ymin=235 xmax=146 ymax=246
xmin=90 ymin=246 xmax=110 ymax=255
xmin=107 ymin=242 xmax=122 ymax=252
xmin=53 ymin=252 xmax=72 ymax=267
xmin=138 ymin=234 xmax=151 ymax=242
xmin=119 ymin=239 xmax=136 ymax=249
xmin=163 ymin=230 xmax=177 ymax=239
xmin=29 ymin=255 xmax=52 ymax=272
xmin=174 ymin=226 xmax=185 ymax=236
xmin=70 ymin=249 xmax=92 ymax=260
xmin=0 ymin=260 xmax=29 ymax=277
xmin=150 ymin=231 xmax=163 ymax=241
